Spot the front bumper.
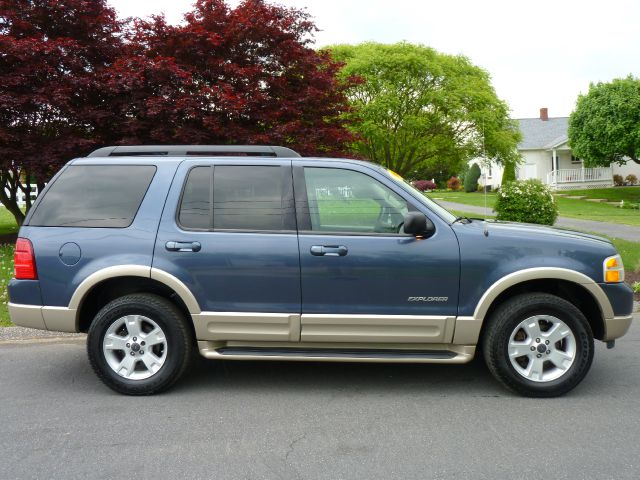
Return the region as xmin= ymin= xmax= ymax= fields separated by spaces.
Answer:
xmin=603 ymin=314 xmax=634 ymax=341
xmin=8 ymin=303 xmax=77 ymax=332
xmin=599 ymin=282 xmax=635 ymax=341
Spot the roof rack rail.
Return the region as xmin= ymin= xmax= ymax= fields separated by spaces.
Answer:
xmin=87 ymin=145 xmax=301 ymax=158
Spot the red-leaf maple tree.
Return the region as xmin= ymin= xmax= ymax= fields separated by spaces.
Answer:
xmin=101 ymin=0 xmax=354 ymax=156
xmin=0 ymin=0 xmax=354 ymax=226
xmin=0 ymin=0 xmax=123 ymax=224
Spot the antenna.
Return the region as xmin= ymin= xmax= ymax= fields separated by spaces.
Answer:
xmin=482 ymin=119 xmax=487 ymax=215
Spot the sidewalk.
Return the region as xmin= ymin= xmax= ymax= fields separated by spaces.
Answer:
xmin=438 ymin=200 xmax=640 ymax=242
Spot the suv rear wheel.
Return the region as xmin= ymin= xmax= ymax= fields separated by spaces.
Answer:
xmin=87 ymin=294 xmax=192 ymax=395
xmin=482 ymin=293 xmax=594 ymax=397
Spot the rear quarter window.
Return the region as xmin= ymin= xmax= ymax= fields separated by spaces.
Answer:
xmin=28 ymin=165 xmax=156 ymax=228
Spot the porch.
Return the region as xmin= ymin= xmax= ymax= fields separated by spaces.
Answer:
xmin=546 ymin=167 xmax=613 ymax=191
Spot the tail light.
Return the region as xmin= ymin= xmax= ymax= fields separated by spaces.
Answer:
xmin=14 ymin=237 xmax=37 ymax=280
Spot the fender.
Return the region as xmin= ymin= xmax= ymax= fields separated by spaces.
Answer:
xmin=68 ymin=265 xmax=201 ymax=314
xmin=452 ymin=267 xmax=613 ymax=344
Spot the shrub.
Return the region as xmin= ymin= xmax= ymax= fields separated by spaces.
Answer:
xmin=613 ymin=174 xmax=624 ymax=186
xmin=446 ymin=176 xmax=461 ymax=190
xmin=501 ymin=161 xmax=517 ymax=185
xmin=495 ymin=179 xmax=558 ymax=225
xmin=458 ymin=162 xmax=470 ymax=184
xmin=625 ymin=174 xmax=638 ymax=185
xmin=464 ymin=163 xmax=481 ymax=192
xmin=619 ymin=201 xmax=640 ymax=210
xmin=413 ymin=180 xmax=436 ymax=191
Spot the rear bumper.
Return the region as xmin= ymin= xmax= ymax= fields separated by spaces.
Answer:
xmin=603 ymin=314 xmax=634 ymax=341
xmin=8 ymin=303 xmax=46 ymax=330
xmin=8 ymin=303 xmax=77 ymax=333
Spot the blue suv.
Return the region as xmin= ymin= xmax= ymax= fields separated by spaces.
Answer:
xmin=8 ymin=145 xmax=634 ymax=396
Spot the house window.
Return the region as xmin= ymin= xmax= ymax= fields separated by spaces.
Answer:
xmin=571 ymin=155 xmax=582 ymax=165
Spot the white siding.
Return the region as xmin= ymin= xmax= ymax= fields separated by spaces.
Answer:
xmin=612 ymin=160 xmax=640 ymax=182
xmin=518 ymin=150 xmax=551 ymax=182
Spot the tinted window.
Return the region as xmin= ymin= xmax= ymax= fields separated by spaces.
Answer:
xmin=179 ymin=167 xmax=212 ymax=229
xmin=303 ymin=167 xmax=408 ymax=233
xmin=213 ymin=166 xmax=290 ymax=231
xmin=29 ymin=165 xmax=156 ymax=228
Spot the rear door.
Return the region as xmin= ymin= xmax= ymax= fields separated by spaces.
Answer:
xmin=293 ymin=160 xmax=460 ymax=344
xmin=153 ymin=159 xmax=301 ymax=342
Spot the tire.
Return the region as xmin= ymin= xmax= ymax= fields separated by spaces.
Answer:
xmin=482 ymin=293 xmax=594 ymax=397
xmin=87 ymin=293 xmax=193 ymax=395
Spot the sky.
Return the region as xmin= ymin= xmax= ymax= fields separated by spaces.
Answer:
xmin=108 ymin=0 xmax=640 ymax=119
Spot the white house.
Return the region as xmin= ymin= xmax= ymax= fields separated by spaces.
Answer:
xmin=476 ymin=108 xmax=640 ymax=190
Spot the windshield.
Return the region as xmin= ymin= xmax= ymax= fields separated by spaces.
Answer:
xmin=374 ymin=166 xmax=457 ymax=223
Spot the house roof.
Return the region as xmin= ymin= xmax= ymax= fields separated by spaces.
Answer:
xmin=516 ymin=117 xmax=569 ymax=150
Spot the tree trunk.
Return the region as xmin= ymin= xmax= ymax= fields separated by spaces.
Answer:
xmin=5 ymin=201 xmax=25 ymax=226
xmin=0 ymin=169 xmax=27 ymax=226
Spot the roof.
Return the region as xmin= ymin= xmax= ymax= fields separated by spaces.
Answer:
xmin=516 ymin=117 xmax=569 ymax=150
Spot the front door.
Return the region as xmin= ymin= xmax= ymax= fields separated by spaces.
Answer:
xmin=293 ymin=161 xmax=460 ymax=344
xmin=153 ymin=159 xmax=301 ymax=342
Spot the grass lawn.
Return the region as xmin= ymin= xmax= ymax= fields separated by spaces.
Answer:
xmin=428 ymin=190 xmax=640 ymax=226
xmin=612 ymin=237 xmax=640 ymax=274
xmin=0 ymin=244 xmax=14 ymax=326
xmin=0 ymin=207 xmax=19 ymax=236
xmin=557 ymin=186 xmax=640 ymax=203
xmin=314 ymin=198 xmax=382 ymax=227
xmin=449 ymin=209 xmax=495 ymax=220
xmin=0 ymin=207 xmax=18 ymax=326
xmin=429 ymin=191 xmax=498 ymax=208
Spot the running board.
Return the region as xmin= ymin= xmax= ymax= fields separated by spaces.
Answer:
xmin=197 ymin=342 xmax=475 ymax=364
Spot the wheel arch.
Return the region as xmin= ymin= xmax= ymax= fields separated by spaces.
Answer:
xmin=70 ymin=266 xmax=201 ymax=333
xmin=473 ymin=268 xmax=611 ymax=342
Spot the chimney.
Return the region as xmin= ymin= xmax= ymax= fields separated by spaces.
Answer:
xmin=540 ymin=107 xmax=549 ymax=121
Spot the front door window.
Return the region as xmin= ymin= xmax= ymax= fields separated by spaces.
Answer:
xmin=302 ymin=167 xmax=408 ymax=234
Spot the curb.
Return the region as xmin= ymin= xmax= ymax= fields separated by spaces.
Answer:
xmin=0 ymin=336 xmax=86 ymax=346
xmin=0 ymin=326 xmax=85 ymax=343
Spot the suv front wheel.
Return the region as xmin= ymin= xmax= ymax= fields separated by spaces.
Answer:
xmin=87 ymin=293 xmax=192 ymax=395
xmin=482 ymin=293 xmax=594 ymax=397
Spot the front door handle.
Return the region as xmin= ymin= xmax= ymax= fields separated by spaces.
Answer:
xmin=166 ymin=241 xmax=201 ymax=252
xmin=310 ymin=245 xmax=348 ymax=257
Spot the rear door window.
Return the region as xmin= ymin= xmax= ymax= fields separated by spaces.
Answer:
xmin=28 ymin=165 xmax=156 ymax=228
xmin=176 ymin=164 xmax=295 ymax=232
xmin=213 ymin=166 xmax=293 ymax=231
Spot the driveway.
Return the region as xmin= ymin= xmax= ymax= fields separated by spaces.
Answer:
xmin=1 ymin=316 xmax=639 ymax=480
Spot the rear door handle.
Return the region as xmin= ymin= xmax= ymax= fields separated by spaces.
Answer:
xmin=310 ymin=245 xmax=348 ymax=257
xmin=165 ymin=241 xmax=201 ymax=252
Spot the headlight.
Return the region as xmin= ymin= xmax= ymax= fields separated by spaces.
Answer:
xmin=603 ymin=254 xmax=624 ymax=283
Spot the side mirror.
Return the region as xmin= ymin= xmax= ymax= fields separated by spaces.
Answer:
xmin=403 ymin=212 xmax=435 ymax=237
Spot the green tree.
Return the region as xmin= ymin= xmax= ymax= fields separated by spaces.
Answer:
xmin=501 ymin=160 xmax=517 ymax=185
xmin=465 ymin=163 xmax=481 ymax=192
xmin=569 ymin=76 xmax=640 ymax=166
xmin=326 ymin=42 xmax=521 ymax=177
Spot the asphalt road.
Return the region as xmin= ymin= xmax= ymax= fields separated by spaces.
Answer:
xmin=1 ymin=316 xmax=639 ymax=480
